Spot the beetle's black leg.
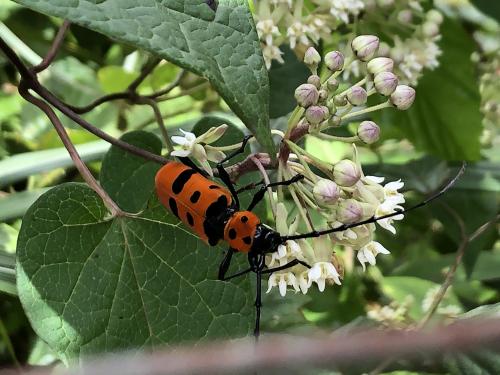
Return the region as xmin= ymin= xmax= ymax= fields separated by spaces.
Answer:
xmin=218 ymin=247 xmax=236 ymax=280
xmin=248 ymin=252 xmax=266 ymax=339
xmin=216 ymin=135 xmax=253 ymax=209
xmin=247 ymin=174 xmax=304 ymax=211
xmin=261 ymin=259 xmax=311 ymax=274
xmin=235 ymin=179 xmax=265 ymax=194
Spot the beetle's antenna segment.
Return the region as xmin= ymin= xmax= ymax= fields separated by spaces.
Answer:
xmin=284 ymin=162 xmax=466 ymax=241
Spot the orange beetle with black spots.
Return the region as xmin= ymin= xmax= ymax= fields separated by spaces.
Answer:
xmin=155 ymin=136 xmax=465 ymax=338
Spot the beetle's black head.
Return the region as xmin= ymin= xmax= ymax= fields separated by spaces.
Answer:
xmin=251 ymin=224 xmax=284 ymax=254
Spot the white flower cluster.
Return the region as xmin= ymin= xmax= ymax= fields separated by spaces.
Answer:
xmin=253 ymin=0 xmax=444 ymax=86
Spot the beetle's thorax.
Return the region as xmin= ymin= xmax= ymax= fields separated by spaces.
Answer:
xmin=223 ymin=211 xmax=260 ymax=253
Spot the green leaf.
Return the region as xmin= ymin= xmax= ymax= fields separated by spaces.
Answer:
xmin=472 ymin=0 xmax=500 ymax=22
xmin=378 ymin=19 xmax=483 ymax=161
xmin=16 ymin=183 xmax=253 ymax=361
xmin=97 ymin=66 xmax=140 ymax=93
xmin=268 ymin=46 xmax=309 ymax=119
xmin=15 ymin=0 xmax=274 ymax=154
xmin=100 ymin=131 xmax=162 ymax=212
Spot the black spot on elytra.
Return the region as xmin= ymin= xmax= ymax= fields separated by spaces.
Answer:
xmin=243 ymin=236 xmax=252 ymax=245
xmin=190 ymin=191 xmax=201 ymax=203
xmin=172 ymin=169 xmax=196 ymax=194
xmin=168 ymin=198 xmax=179 ymax=218
xmin=241 ymin=215 xmax=248 ymax=223
xmin=209 ymin=185 xmax=220 ymax=190
xmin=203 ymin=195 xmax=229 ymax=246
xmin=228 ymin=228 xmax=237 ymax=240
xmin=186 ymin=212 xmax=194 ymax=226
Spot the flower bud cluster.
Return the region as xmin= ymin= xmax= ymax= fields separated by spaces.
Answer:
xmin=254 ymin=0 xmax=443 ymax=87
xmin=293 ymin=39 xmax=415 ymax=142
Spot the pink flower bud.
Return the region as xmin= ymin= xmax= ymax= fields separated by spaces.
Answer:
xmin=313 ymin=179 xmax=340 ymax=206
xmin=426 ymin=10 xmax=443 ymax=25
xmin=390 ymin=85 xmax=416 ymax=110
xmin=367 ymin=57 xmax=394 ymax=75
xmin=304 ymin=47 xmax=321 ymax=70
xmin=305 ymin=105 xmax=329 ymax=125
xmin=334 ymin=94 xmax=347 ymax=107
xmin=336 ymin=199 xmax=363 ymax=224
xmin=333 ymin=160 xmax=360 ymax=187
xmin=351 ymin=35 xmax=379 ymax=61
xmin=329 ymin=115 xmax=341 ymax=127
xmin=377 ymin=42 xmax=391 ymax=57
xmin=318 ymin=89 xmax=328 ymax=102
xmin=295 ymin=83 xmax=319 ymax=107
xmin=397 ymin=9 xmax=413 ymax=24
xmin=307 ymin=74 xmax=321 ymax=88
xmin=422 ymin=21 xmax=439 ymax=38
xmin=374 ymin=71 xmax=398 ymax=96
xmin=347 ymin=86 xmax=368 ymax=106
xmin=357 ymin=121 xmax=380 ymax=144
xmin=326 ymin=77 xmax=339 ymax=92
xmin=324 ymin=51 xmax=345 ymax=72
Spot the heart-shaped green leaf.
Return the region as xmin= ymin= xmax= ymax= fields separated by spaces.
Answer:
xmin=14 ymin=0 xmax=274 ymax=154
xmin=16 ymin=131 xmax=254 ymax=361
xmin=17 ymin=184 xmax=253 ymax=362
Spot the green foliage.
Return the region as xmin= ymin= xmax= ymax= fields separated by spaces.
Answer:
xmin=16 ymin=132 xmax=253 ymax=362
xmin=14 ymin=0 xmax=274 ymax=154
xmin=268 ymin=46 xmax=309 ymax=119
xmin=378 ymin=20 xmax=483 ymax=161
xmin=100 ymin=131 xmax=162 ymax=212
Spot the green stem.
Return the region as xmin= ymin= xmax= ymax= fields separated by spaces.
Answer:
xmin=315 ymin=133 xmax=359 ymax=143
xmin=285 ymin=140 xmax=332 ymax=172
xmin=336 ymin=77 xmax=368 ymax=97
xmin=284 ymin=106 xmax=305 ymax=138
xmin=341 ymin=101 xmax=391 ymax=121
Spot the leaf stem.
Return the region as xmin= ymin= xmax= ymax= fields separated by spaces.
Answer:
xmin=19 ymin=84 xmax=124 ymax=216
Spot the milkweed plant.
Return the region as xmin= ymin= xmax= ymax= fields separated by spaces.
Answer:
xmin=171 ymin=36 xmax=415 ymax=297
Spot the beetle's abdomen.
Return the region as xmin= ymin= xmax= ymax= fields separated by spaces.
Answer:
xmin=155 ymin=162 xmax=233 ymax=245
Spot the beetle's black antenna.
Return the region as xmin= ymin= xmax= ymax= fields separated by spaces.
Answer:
xmin=284 ymin=162 xmax=466 ymax=241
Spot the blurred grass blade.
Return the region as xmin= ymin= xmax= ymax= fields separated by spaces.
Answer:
xmin=0 ymin=251 xmax=16 ymax=295
xmin=0 ymin=188 xmax=50 ymax=220
xmin=0 ymin=140 xmax=109 ymax=187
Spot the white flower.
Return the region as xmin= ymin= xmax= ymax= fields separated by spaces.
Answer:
xmin=170 ymin=125 xmax=227 ymax=176
xmin=330 ymin=220 xmax=358 ymax=241
xmin=357 ymin=241 xmax=390 ymax=271
xmin=375 ymin=200 xmax=404 ymax=234
xmin=307 ymin=262 xmax=342 ymax=292
xmin=262 ymin=44 xmax=284 ymax=69
xmin=383 ymin=179 xmax=405 ymax=205
xmin=256 ymin=19 xmax=281 ymax=46
xmin=287 ymin=21 xmax=312 ymax=49
xmin=267 ymin=272 xmax=300 ymax=296
xmin=329 ymin=0 xmax=365 ymax=24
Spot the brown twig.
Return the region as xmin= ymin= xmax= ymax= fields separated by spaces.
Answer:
xmin=18 ymin=84 xmax=124 ymax=216
xmin=32 ymin=20 xmax=71 ymax=73
xmin=136 ymin=96 xmax=173 ymax=151
xmin=3 ymin=318 xmax=500 ymax=375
